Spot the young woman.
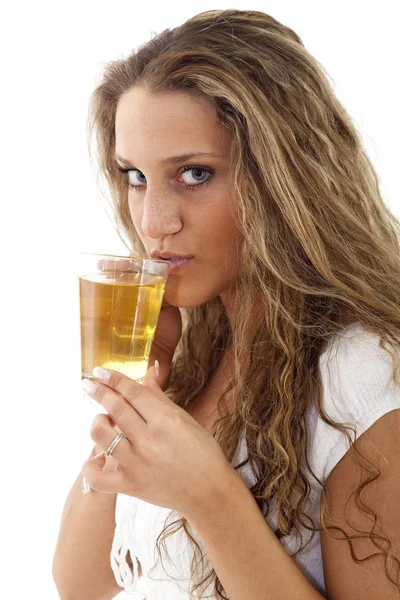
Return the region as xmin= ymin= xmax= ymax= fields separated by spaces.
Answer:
xmin=52 ymin=9 xmax=400 ymax=600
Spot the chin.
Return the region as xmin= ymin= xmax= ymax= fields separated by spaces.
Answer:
xmin=164 ymin=284 xmax=220 ymax=309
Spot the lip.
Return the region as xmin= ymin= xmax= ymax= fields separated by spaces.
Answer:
xmin=151 ymin=250 xmax=194 ymax=259
xmin=165 ymin=257 xmax=193 ymax=274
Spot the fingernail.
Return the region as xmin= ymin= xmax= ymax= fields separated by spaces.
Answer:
xmin=90 ymin=452 xmax=106 ymax=463
xmin=154 ymin=359 xmax=160 ymax=380
xmin=93 ymin=451 xmax=105 ymax=459
xmin=92 ymin=366 xmax=111 ymax=380
xmin=81 ymin=476 xmax=91 ymax=494
xmin=82 ymin=378 xmax=98 ymax=395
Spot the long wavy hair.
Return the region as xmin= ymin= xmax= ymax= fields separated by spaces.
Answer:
xmin=86 ymin=9 xmax=400 ymax=598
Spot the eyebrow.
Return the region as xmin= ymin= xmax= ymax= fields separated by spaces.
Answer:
xmin=114 ymin=152 xmax=221 ymax=168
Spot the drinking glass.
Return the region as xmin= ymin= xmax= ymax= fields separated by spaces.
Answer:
xmin=78 ymin=252 xmax=169 ymax=385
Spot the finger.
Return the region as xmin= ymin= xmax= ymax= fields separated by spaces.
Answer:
xmin=84 ymin=378 xmax=148 ymax=438
xmin=90 ymin=413 xmax=132 ymax=463
xmin=81 ymin=456 xmax=127 ymax=494
xmin=141 ymin=362 xmax=160 ymax=389
xmin=91 ymin=366 xmax=173 ymax=422
xmin=96 ymin=255 xmax=142 ymax=273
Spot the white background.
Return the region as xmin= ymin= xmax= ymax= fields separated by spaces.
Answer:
xmin=2 ymin=1 xmax=399 ymax=598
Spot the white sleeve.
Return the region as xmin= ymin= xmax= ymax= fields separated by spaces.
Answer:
xmin=310 ymin=323 xmax=400 ymax=484
xmin=111 ymin=494 xmax=146 ymax=598
xmin=115 ymin=492 xmax=132 ymax=523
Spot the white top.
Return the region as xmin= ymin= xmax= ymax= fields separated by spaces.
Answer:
xmin=110 ymin=322 xmax=400 ymax=599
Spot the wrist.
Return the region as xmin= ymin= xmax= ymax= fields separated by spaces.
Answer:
xmin=184 ymin=464 xmax=247 ymax=526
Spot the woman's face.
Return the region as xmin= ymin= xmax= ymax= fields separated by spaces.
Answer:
xmin=114 ymin=86 xmax=243 ymax=309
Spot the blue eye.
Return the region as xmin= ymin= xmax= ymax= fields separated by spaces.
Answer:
xmin=127 ymin=170 xmax=146 ymax=188
xmin=180 ymin=166 xmax=212 ymax=188
xmin=116 ymin=164 xmax=214 ymax=191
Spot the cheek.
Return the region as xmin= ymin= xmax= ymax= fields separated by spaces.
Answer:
xmin=217 ymin=214 xmax=242 ymax=253
xmin=128 ymin=199 xmax=137 ymax=222
xmin=128 ymin=201 xmax=143 ymax=232
xmin=127 ymin=202 xmax=147 ymax=249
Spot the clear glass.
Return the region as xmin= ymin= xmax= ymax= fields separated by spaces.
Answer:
xmin=78 ymin=252 xmax=169 ymax=385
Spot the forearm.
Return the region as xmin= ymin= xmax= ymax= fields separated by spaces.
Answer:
xmin=52 ymin=444 xmax=121 ymax=599
xmin=186 ymin=467 xmax=324 ymax=600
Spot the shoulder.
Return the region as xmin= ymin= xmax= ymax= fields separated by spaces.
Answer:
xmin=318 ymin=321 xmax=399 ymax=423
xmin=317 ymin=324 xmax=400 ymax=597
xmin=320 ymin=320 xmax=397 ymax=384
xmin=307 ymin=322 xmax=400 ymax=484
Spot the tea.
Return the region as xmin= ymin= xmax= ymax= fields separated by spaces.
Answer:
xmin=80 ymin=270 xmax=166 ymax=381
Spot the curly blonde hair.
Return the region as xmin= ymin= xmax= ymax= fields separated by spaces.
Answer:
xmin=86 ymin=9 xmax=400 ymax=598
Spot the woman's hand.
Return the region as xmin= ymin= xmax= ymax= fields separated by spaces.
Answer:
xmin=80 ymin=365 xmax=234 ymax=521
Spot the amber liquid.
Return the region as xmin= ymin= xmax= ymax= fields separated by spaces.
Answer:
xmin=79 ymin=270 xmax=166 ymax=381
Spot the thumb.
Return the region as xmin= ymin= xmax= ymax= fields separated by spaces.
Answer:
xmin=81 ymin=451 xmax=106 ymax=475
xmin=142 ymin=359 xmax=160 ymax=388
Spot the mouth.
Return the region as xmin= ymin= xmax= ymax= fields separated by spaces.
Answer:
xmin=151 ymin=250 xmax=194 ymax=261
xmin=161 ymin=256 xmax=193 ymax=261
xmin=163 ymin=256 xmax=193 ymax=273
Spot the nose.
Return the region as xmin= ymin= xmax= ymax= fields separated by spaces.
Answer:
xmin=140 ymin=188 xmax=183 ymax=239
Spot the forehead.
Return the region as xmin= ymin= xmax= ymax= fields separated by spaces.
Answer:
xmin=115 ymin=86 xmax=232 ymax=156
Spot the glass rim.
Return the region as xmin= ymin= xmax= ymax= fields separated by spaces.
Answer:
xmin=77 ymin=251 xmax=167 ymax=265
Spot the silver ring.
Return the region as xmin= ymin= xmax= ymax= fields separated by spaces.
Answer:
xmin=106 ymin=432 xmax=128 ymax=456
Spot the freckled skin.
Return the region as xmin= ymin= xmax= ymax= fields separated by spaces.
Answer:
xmin=115 ymin=86 xmax=243 ymax=313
